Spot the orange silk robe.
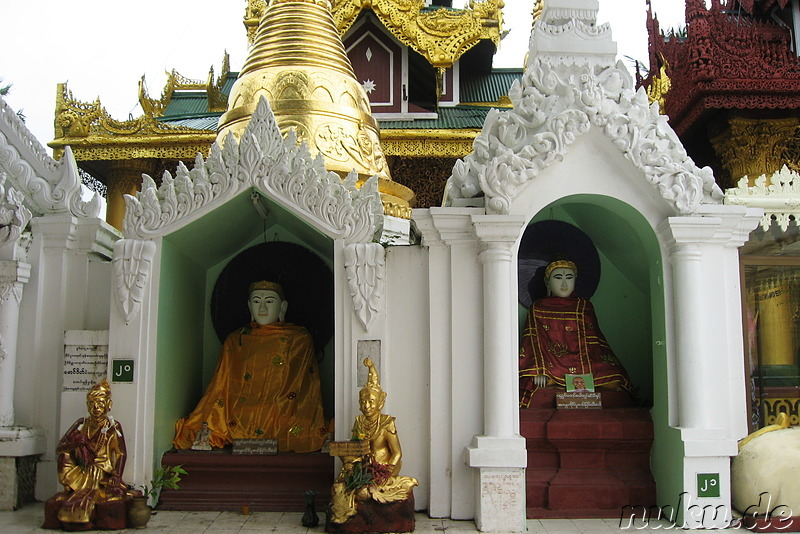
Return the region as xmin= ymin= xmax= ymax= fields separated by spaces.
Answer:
xmin=174 ymin=322 xmax=327 ymax=452
xmin=518 ymin=297 xmax=632 ymax=408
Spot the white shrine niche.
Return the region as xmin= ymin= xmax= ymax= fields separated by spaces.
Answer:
xmin=411 ymin=0 xmax=762 ymax=530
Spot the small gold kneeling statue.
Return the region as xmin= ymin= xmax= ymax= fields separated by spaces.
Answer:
xmin=44 ymin=379 xmax=139 ymax=530
xmin=328 ymin=358 xmax=417 ymax=527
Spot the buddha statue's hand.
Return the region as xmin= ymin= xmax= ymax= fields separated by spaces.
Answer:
xmin=534 ymin=375 xmax=547 ymax=388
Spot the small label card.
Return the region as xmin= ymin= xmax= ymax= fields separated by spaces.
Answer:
xmin=556 ymin=391 xmax=602 ymax=409
xmin=232 ymin=438 xmax=278 ymax=455
xmin=328 ymin=440 xmax=370 ymax=458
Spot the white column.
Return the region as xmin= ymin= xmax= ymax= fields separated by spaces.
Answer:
xmin=467 ymin=214 xmax=528 ymax=533
xmin=0 ymin=260 xmax=30 ymax=427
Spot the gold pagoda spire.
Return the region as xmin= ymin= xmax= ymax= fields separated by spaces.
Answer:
xmin=218 ymin=0 xmax=414 ymax=218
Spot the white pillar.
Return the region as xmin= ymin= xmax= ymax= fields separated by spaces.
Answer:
xmin=466 ymin=214 xmax=528 ymax=533
xmin=0 ymin=260 xmax=30 ymax=427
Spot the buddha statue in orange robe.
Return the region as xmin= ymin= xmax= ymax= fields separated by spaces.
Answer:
xmin=518 ymin=260 xmax=632 ymax=408
xmin=174 ymin=281 xmax=327 ymax=452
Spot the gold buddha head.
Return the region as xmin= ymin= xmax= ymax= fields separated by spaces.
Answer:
xmin=359 ymin=358 xmax=386 ymax=418
xmin=545 ymin=260 xmax=577 ymax=298
xmin=248 ymin=280 xmax=288 ymax=325
xmin=86 ymin=378 xmax=112 ymax=419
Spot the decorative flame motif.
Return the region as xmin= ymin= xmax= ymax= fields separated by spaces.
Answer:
xmin=343 ymin=243 xmax=385 ymax=330
xmin=113 ymin=239 xmax=157 ymax=323
xmin=123 ymin=96 xmax=384 ymax=244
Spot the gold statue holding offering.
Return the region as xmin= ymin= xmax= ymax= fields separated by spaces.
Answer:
xmin=44 ymin=379 xmax=137 ymax=530
xmin=328 ymin=358 xmax=417 ymax=527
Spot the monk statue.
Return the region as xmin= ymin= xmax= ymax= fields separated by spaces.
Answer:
xmin=44 ymin=378 xmax=137 ymax=530
xmin=518 ymin=260 xmax=632 ymax=407
xmin=328 ymin=358 xmax=417 ymax=527
xmin=173 ymin=281 xmax=327 ymax=453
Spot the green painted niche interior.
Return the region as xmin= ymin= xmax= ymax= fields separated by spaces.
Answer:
xmin=154 ymin=190 xmax=334 ymax=468
xmin=521 ymin=194 xmax=684 ymax=513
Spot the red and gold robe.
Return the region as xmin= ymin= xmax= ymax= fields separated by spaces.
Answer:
xmin=174 ymin=322 xmax=327 ymax=452
xmin=518 ymin=297 xmax=632 ymax=407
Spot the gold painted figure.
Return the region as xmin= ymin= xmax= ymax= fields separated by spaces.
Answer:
xmin=329 ymin=358 xmax=417 ymax=524
xmin=46 ymin=379 xmax=134 ymax=528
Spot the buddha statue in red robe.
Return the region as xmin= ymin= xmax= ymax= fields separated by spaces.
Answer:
xmin=518 ymin=260 xmax=632 ymax=407
xmin=174 ymin=281 xmax=327 ymax=452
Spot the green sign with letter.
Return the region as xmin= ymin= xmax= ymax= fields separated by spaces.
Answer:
xmin=111 ymin=359 xmax=134 ymax=383
xmin=697 ymin=473 xmax=720 ymax=497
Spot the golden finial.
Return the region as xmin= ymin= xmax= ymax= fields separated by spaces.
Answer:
xmin=646 ymin=54 xmax=671 ymax=114
xmin=360 ymin=358 xmax=386 ymax=401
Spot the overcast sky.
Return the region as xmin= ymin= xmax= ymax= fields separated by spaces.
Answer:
xmin=2 ymin=1 xmax=688 ymax=153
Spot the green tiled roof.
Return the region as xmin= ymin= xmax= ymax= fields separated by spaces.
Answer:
xmin=378 ymin=106 xmax=494 ymax=129
xmin=157 ymin=70 xmax=518 ymax=131
xmin=460 ymin=68 xmax=522 ymax=103
xmin=161 ymin=116 xmax=220 ymax=130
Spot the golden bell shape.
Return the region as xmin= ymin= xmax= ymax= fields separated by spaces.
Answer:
xmin=218 ymin=0 xmax=414 ymax=218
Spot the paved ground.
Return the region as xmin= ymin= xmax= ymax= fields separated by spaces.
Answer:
xmin=0 ymin=503 xmax=745 ymax=533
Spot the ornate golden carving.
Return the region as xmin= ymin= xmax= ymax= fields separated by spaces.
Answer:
xmin=532 ymin=0 xmax=543 ymax=24
xmin=646 ymin=55 xmax=671 ymax=114
xmin=139 ymin=53 xmax=230 ymax=116
xmin=51 ymin=82 xmax=216 ymax=160
xmin=710 ymin=116 xmax=800 ymax=188
xmin=331 ymin=0 xmax=504 ymax=68
xmin=380 ymin=129 xmax=478 ymax=158
xmin=106 ymin=159 xmax=158 ymax=231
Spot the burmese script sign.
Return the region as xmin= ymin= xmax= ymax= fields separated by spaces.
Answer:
xmin=63 ymin=331 xmax=109 ymax=392
xmin=556 ymin=391 xmax=602 ymax=409
xmin=232 ymin=438 xmax=278 ymax=455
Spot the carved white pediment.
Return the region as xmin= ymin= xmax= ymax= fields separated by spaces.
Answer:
xmin=0 ymin=172 xmax=32 ymax=250
xmin=113 ymin=239 xmax=157 ymax=323
xmin=446 ymin=7 xmax=722 ymax=216
xmin=123 ymin=97 xmax=383 ymax=245
xmin=0 ymin=96 xmax=100 ymax=219
xmin=725 ymin=165 xmax=800 ymax=231
xmin=343 ymin=242 xmax=385 ymax=330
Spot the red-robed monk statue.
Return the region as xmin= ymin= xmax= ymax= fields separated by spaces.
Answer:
xmin=518 ymin=260 xmax=632 ymax=408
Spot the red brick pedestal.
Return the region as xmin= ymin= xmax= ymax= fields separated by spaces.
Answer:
xmin=521 ymin=389 xmax=656 ymax=518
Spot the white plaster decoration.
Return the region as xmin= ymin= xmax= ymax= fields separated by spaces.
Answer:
xmin=123 ymin=96 xmax=383 ymax=244
xmin=0 ymin=96 xmax=100 ymax=219
xmin=445 ymin=7 xmax=722 ymax=216
xmin=724 ymin=165 xmax=800 ymax=230
xmin=0 ymin=173 xmax=31 ymax=254
xmin=0 ymin=281 xmax=22 ymax=304
xmin=112 ymin=239 xmax=156 ymax=323
xmin=343 ymin=242 xmax=385 ymax=330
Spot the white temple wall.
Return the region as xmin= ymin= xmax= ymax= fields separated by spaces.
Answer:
xmin=413 ymin=207 xmax=492 ymax=520
xmin=11 ymin=215 xmax=117 ymax=499
xmin=383 ymin=244 xmax=431 ymax=510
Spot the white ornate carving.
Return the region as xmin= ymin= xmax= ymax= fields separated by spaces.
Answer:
xmin=724 ymin=165 xmax=800 ymax=231
xmin=0 ymin=333 xmax=5 ymax=362
xmin=0 ymin=172 xmax=31 ymax=248
xmin=123 ymin=96 xmax=383 ymax=244
xmin=343 ymin=243 xmax=385 ymax=330
xmin=113 ymin=239 xmax=157 ymax=323
xmin=0 ymin=96 xmax=100 ymax=219
xmin=447 ymin=8 xmax=722 ymax=216
xmin=0 ymin=281 xmax=21 ymax=303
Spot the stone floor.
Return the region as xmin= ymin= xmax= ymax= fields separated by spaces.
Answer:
xmin=0 ymin=503 xmax=746 ymax=533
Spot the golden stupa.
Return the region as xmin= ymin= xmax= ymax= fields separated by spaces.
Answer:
xmin=218 ymin=0 xmax=414 ymax=218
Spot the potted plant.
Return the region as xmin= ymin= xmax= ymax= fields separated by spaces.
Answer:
xmin=128 ymin=465 xmax=187 ymax=528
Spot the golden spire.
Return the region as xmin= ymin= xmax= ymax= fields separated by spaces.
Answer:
xmin=218 ymin=0 xmax=414 ymax=218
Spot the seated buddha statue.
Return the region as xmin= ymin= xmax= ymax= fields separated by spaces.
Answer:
xmin=518 ymin=260 xmax=632 ymax=408
xmin=329 ymin=358 xmax=417 ymax=525
xmin=173 ymin=281 xmax=327 ymax=453
xmin=44 ymin=379 xmax=136 ymax=530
